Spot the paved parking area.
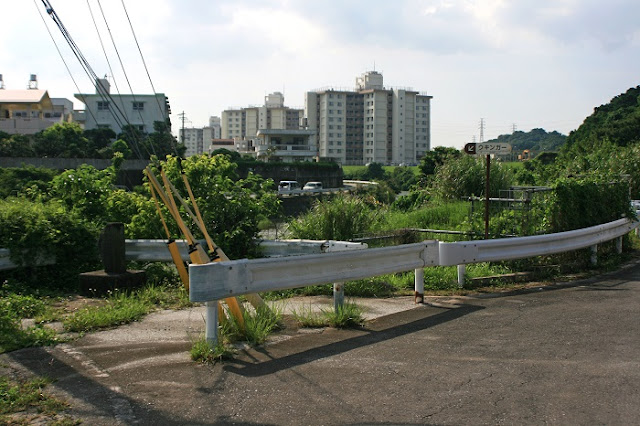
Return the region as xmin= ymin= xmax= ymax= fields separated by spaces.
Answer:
xmin=3 ymin=260 xmax=640 ymax=424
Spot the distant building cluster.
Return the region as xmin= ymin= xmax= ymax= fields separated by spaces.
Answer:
xmin=1 ymin=71 xmax=432 ymax=165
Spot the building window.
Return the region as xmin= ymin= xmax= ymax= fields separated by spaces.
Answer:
xmin=132 ymin=102 xmax=144 ymax=111
xmin=97 ymin=101 xmax=109 ymax=111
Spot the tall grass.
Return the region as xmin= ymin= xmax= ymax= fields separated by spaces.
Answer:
xmin=377 ymin=200 xmax=470 ymax=232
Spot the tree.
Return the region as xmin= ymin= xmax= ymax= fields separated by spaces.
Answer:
xmin=140 ymin=120 xmax=186 ymax=160
xmin=84 ymin=127 xmax=116 ymax=157
xmin=157 ymin=154 xmax=279 ymax=258
xmin=364 ymin=162 xmax=386 ymax=180
xmin=419 ymin=146 xmax=461 ymax=177
xmin=0 ymin=134 xmax=35 ymax=157
xmin=112 ymin=139 xmax=132 ymax=159
xmin=33 ymin=122 xmax=89 ymax=157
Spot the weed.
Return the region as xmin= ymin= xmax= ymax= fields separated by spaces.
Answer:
xmin=0 ymin=376 xmax=68 ymax=416
xmin=238 ymin=304 xmax=283 ymax=346
xmin=291 ymin=304 xmax=327 ymax=328
xmin=190 ymin=336 xmax=235 ymax=364
xmin=321 ymin=302 xmax=365 ymax=328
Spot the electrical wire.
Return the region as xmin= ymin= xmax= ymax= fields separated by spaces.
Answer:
xmin=33 ymin=0 xmax=100 ymax=129
xmin=40 ymin=0 xmax=149 ymax=159
xmin=120 ymin=0 xmax=182 ymax=159
xmin=94 ymin=0 xmax=155 ymax=157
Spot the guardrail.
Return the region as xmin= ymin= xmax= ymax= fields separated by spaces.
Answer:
xmin=0 ymin=239 xmax=367 ymax=271
xmin=190 ymin=218 xmax=639 ymax=343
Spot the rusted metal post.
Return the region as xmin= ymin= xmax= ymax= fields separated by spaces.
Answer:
xmin=333 ymin=282 xmax=344 ymax=312
xmin=485 ymin=154 xmax=490 ymax=239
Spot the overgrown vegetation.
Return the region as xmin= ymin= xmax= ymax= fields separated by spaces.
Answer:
xmin=0 ymin=376 xmax=75 ymax=424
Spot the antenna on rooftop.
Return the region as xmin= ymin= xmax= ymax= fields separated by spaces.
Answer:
xmin=28 ymin=74 xmax=38 ymax=90
xmin=0 ymin=74 xmax=4 ymax=89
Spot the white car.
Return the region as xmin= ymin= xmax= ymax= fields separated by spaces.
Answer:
xmin=303 ymin=182 xmax=323 ymax=191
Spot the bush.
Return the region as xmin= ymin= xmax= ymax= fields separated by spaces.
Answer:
xmin=288 ymin=194 xmax=382 ymax=240
xmin=429 ymin=155 xmax=515 ymax=200
xmin=0 ymin=198 xmax=99 ymax=272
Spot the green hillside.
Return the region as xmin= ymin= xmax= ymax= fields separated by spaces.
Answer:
xmin=485 ymin=128 xmax=566 ymax=152
xmin=564 ymin=85 xmax=640 ymax=152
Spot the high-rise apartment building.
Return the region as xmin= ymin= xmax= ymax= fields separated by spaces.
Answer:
xmin=305 ymin=71 xmax=432 ymax=165
xmin=221 ymin=92 xmax=303 ymax=139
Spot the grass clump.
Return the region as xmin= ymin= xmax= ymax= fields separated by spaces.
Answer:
xmin=322 ymin=302 xmax=365 ymax=328
xmin=0 ymin=376 xmax=73 ymax=423
xmin=291 ymin=304 xmax=327 ymax=328
xmin=292 ymin=301 xmax=365 ymax=329
xmin=190 ymin=337 xmax=235 ymax=363
xmin=63 ymin=284 xmax=191 ymax=333
xmin=190 ymin=304 xmax=284 ymax=364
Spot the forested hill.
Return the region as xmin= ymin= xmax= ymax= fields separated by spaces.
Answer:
xmin=485 ymin=128 xmax=566 ymax=152
xmin=564 ymin=85 xmax=640 ymax=152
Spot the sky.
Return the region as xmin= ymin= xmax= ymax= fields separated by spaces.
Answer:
xmin=3 ymin=0 xmax=639 ymax=149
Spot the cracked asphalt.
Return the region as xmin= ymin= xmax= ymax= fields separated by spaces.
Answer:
xmin=3 ymin=259 xmax=640 ymax=425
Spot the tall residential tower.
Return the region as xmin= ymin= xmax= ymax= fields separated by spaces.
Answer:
xmin=305 ymin=71 xmax=431 ymax=165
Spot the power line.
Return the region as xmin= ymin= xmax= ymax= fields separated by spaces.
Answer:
xmin=120 ymin=0 xmax=182 ymax=159
xmin=33 ymin=0 xmax=99 ymax=128
xmin=39 ymin=0 xmax=150 ymax=159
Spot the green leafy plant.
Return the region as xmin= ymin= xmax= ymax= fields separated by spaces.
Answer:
xmin=190 ymin=336 xmax=235 ymax=364
xmin=321 ymin=302 xmax=365 ymax=328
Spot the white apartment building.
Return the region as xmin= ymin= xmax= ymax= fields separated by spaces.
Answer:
xmin=180 ymin=116 xmax=222 ymax=157
xmin=305 ymin=71 xmax=432 ymax=165
xmin=221 ymin=92 xmax=303 ymax=140
xmin=74 ymin=78 xmax=171 ymax=135
xmin=180 ymin=127 xmax=204 ymax=157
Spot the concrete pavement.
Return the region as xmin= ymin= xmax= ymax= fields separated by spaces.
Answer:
xmin=3 ymin=259 xmax=640 ymax=425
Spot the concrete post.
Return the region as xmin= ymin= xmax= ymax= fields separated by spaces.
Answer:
xmin=591 ymin=245 xmax=598 ymax=266
xmin=457 ymin=264 xmax=466 ymax=288
xmin=99 ymin=222 xmax=126 ymax=274
xmin=616 ymin=236 xmax=623 ymax=254
xmin=414 ymin=268 xmax=424 ymax=304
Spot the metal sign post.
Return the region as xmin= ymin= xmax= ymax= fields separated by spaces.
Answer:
xmin=463 ymin=143 xmax=512 ymax=239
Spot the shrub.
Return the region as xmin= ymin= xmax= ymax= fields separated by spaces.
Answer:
xmin=288 ymin=194 xmax=382 ymax=240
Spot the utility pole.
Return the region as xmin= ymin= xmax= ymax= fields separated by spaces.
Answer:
xmin=178 ymin=111 xmax=187 ymax=143
xmin=479 ymin=118 xmax=485 ymax=143
xmin=512 ymin=123 xmax=517 ymax=133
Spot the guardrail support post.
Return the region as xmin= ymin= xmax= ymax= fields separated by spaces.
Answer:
xmin=616 ymin=237 xmax=623 ymax=254
xmin=333 ymin=282 xmax=344 ymax=312
xmin=457 ymin=264 xmax=466 ymax=288
xmin=205 ymin=301 xmax=218 ymax=346
xmin=591 ymin=245 xmax=598 ymax=266
xmin=414 ymin=268 xmax=424 ymax=304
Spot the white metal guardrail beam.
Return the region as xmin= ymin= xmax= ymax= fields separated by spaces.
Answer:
xmin=189 ymin=241 xmax=439 ymax=302
xmin=439 ymin=218 xmax=638 ymax=266
xmin=123 ymin=239 xmax=367 ymax=262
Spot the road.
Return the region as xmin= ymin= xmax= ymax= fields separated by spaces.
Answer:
xmin=3 ymin=259 xmax=640 ymax=425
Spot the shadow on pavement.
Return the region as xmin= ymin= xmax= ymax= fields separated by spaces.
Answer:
xmin=225 ymin=303 xmax=484 ymax=377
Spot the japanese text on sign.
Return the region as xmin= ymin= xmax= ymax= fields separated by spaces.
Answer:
xmin=476 ymin=143 xmax=512 ymax=155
